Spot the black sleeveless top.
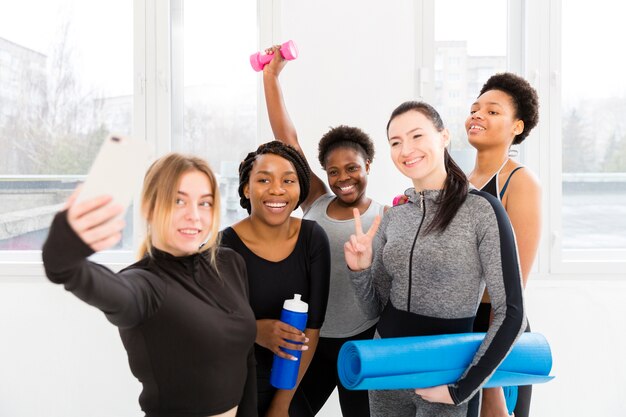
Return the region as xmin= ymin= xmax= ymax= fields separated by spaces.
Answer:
xmin=481 ymin=166 xmax=525 ymax=201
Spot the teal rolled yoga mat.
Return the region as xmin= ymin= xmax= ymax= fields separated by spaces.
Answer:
xmin=337 ymin=332 xmax=553 ymax=391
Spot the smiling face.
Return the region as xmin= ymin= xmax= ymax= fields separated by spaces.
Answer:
xmin=387 ymin=110 xmax=449 ymax=190
xmin=151 ymin=169 xmax=214 ymax=257
xmin=324 ymin=147 xmax=370 ymax=205
xmin=244 ymin=153 xmax=300 ymax=226
xmin=466 ymin=89 xmax=524 ymax=150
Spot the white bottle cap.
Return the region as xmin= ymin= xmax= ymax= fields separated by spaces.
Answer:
xmin=283 ymin=293 xmax=308 ymax=313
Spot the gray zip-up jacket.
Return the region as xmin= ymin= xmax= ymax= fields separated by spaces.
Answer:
xmin=350 ymin=187 xmax=526 ymax=408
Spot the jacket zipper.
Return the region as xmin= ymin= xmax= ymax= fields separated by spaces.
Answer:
xmin=407 ymin=191 xmax=426 ymax=312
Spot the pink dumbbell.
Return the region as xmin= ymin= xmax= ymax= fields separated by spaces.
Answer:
xmin=250 ymin=40 xmax=298 ymax=72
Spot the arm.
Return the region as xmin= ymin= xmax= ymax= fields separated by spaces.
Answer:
xmin=479 ymin=170 xmax=540 ymax=417
xmin=479 ymin=388 xmax=510 ymax=417
xmin=448 ymin=195 xmax=526 ymax=405
xmin=504 ymin=168 xmax=542 ymax=287
xmin=262 ymin=48 xmax=327 ymax=212
xmin=42 ymin=196 xmax=160 ymax=328
xmin=475 ymin=171 xmax=540 ymax=415
xmin=265 ymin=328 xmax=320 ymax=417
xmin=346 ymin=209 xmax=388 ymax=319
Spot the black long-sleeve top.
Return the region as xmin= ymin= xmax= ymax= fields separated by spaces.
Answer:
xmin=220 ymin=219 xmax=331 ymax=378
xmin=42 ymin=212 xmax=258 ymax=417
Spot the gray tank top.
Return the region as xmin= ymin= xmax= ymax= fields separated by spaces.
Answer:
xmin=303 ymin=194 xmax=384 ymax=338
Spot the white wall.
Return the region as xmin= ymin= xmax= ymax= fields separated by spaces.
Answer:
xmin=521 ymin=281 xmax=626 ymax=417
xmin=1 ymin=1 xmax=625 ymax=416
xmin=0 ymin=274 xmax=141 ymax=417
xmin=268 ymin=0 xmax=417 ymax=204
xmin=2 ymin=278 xmax=626 ymax=416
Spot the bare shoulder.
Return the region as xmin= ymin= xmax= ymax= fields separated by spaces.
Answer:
xmin=231 ymin=217 xmax=249 ymax=231
xmin=230 ymin=218 xmax=251 ymax=238
xmin=507 ymin=165 xmax=541 ymax=195
xmin=503 ymin=165 xmax=541 ymax=212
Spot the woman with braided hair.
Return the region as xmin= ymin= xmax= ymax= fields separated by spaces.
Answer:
xmin=220 ymin=140 xmax=331 ymax=417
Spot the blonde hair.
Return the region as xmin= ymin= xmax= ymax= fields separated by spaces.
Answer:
xmin=137 ymin=153 xmax=221 ymax=265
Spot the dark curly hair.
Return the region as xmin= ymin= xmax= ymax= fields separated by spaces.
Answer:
xmin=479 ymin=72 xmax=539 ymax=145
xmin=317 ymin=125 xmax=375 ymax=169
xmin=237 ymin=141 xmax=311 ymax=214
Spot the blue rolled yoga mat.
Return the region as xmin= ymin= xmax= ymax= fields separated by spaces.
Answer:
xmin=338 ymin=332 xmax=553 ymax=391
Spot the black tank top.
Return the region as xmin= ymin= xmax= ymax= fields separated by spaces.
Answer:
xmin=478 ymin=160 xmax=524 ymax=201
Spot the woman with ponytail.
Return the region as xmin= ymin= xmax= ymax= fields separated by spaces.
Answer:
xmin=345 ymin=102 xmax=526 ymax=417
xmin=42 ymin=153 xmax=257 ymax=417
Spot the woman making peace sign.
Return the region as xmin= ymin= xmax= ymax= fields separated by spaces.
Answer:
xmin=345 ymin=101 xmax=526 ymax=417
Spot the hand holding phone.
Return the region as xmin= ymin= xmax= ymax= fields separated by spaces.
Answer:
xmin=75 ymin=134 xmax=150 ymax=216
xmin=69 ymin=135 xmax=149 ymax=251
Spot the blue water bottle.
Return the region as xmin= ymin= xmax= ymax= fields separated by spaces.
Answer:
xmin=270 ymin=294 xmax=308 ymax=389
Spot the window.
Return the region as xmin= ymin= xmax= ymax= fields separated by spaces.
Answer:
xmin=560 ymin=0 xmax=626 ymax=260
xmin=1 ymin=0 xmax=622 ymax=277
xmin=0 ymin=0 xmax=133 ymax=257
xmin=432 ymin=0 xmax=508 ymax=173
xmin=0 ymin=0 xmax=261 ymax=269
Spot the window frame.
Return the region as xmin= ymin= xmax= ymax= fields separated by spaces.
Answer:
xmin=543 ymin=0 xmax=626 ymax=276
xmin=0 ymin=0 xmax=147 ymax=272
xmin=419 ymin=0 xmax=626 ymax=278
xmin=1 ymin=0 xmax=273 ymax=275
xmin=2 ymin=0 xmax=624 ymax=279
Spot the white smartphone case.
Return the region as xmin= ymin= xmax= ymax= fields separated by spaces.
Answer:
xmin=76 ymin=135 xmax=150 ymax=215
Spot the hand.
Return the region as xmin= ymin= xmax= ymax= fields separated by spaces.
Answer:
xmin=66 ymin=188 xmax=125 ymax=252
xmin=344 ymin=208 xmax=380 ymax=271
xmin=414 ymin=385 xmax=454 ymax=405
xmin=480 ymin=388 xmax=513 ymax=417
xmin=263 ymin=44 xmax=288 ymax=77
xmin=256 ymin=319 xmax=309 ymax=360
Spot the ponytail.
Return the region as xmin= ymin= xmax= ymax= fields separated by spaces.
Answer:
xmin=425 ymin=149 xmax=468 ymax=233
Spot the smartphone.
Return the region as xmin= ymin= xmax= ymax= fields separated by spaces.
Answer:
xmin=75 ymin=135 xmax=150 ymax=215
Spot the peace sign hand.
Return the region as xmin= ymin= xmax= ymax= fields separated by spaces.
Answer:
xmin=344 ymin=208 xmax=381 ymax=271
